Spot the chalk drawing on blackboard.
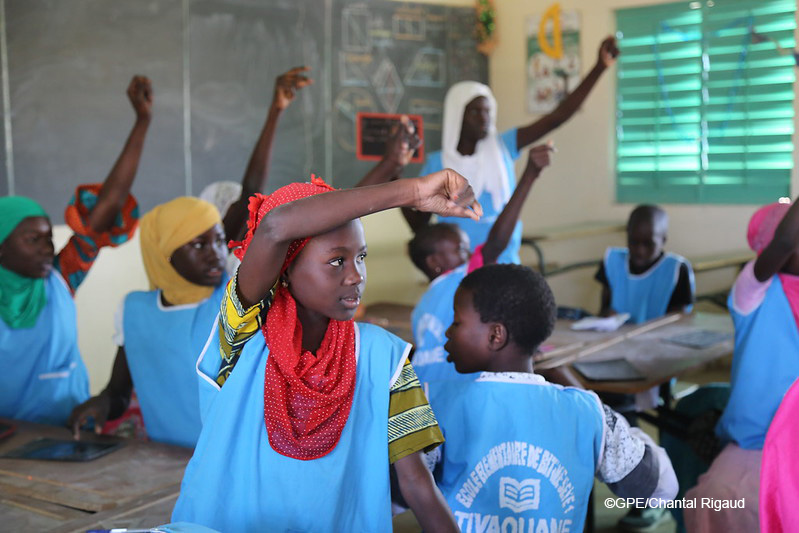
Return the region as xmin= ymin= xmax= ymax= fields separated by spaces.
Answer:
xmin=339 ymin=51 xmax=372 ymax=87
xmin=404 ymin=47 xmax=445 ymax=88
xmin=372 ymin=59 xmax=403 ymax=113
xmin=342 ymin=6 xmax=371 ymax=53
xmin=410 ymin=98 xmax=443 ymax=131
xmin=334 ymin=88 xmax=378 ymax=152
xmin=392 ymin=12 xmax=425 ymax=41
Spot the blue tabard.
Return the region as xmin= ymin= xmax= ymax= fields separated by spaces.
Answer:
xmin=604 ymin=248 xmax=695 ymax=324
xmin=716 ymin=275 xmax=799 ymax=450
xmin=122 ymin=277 xmax=227 ymax=448
xmin=411 ymin=264 xmax=477 ymax=384
xmin=0 ymin=271 xmax=89 ymax=425
xmin=422 ymin=128 xmax=521 ymax=265
xmin=427 ymin=374 xmax=604 ymax=533
xmin=172 ymin=322 xmax=411 ymax=532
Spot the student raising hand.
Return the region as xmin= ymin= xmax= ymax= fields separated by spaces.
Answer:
xmin=413 ymin=168 xmax=482 ymax=221
xmin=597 ymin=35 xmax=620 ymax=69
xmin=272 ymin=66 xmax=313 ymax=111
xmin=127 ymin=75 xmax=153 ymax=121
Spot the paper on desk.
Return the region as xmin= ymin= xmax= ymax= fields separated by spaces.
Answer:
xmin=570 ymin=313 xmax=631 ymax=332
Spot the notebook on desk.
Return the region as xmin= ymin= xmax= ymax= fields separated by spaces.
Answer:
xmin=573 ymin=358 xmax=646 ymax=382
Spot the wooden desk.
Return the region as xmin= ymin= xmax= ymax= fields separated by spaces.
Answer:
xmin=521 ymin=220 xmax=625 ymax=276
xmin=0 ymin=419 xmax=191 ymax=532
xmin=537 ymin=313 xmax=733 ymax=395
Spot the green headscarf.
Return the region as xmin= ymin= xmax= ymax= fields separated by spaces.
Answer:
xmin=0 ymin=196 xmax=49 ymax=329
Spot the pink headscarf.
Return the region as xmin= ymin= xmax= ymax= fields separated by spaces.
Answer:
xmin=747 ymin=201 xmax=792 ymax=254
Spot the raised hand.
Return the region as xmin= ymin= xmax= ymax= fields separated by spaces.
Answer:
xmin=273 ymin=66 xmax=314 ymax=111
xmin=412 ymin=169 xmax=482 ymax=221
xmin=68 ymin=395 xmax=112 ymax=440
xmin=597 ymin=36 xmax=620 ymax=69
xmin=524 ymin=141 xmax=555 ymax=176
xmin=384 ymin=115 xmax=421 ymax=167
xmin=127 ymin=75 xmax=153 ymax=121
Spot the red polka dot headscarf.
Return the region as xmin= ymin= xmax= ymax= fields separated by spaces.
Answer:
xmin=232 ymin=176 xmax=357 ymax=460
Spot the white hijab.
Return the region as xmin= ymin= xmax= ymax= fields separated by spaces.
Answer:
xmin=441 ymin=82 xmax=511 ymax=213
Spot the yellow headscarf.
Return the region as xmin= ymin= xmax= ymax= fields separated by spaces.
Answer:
xmin=139 ymin=197 xmax=222 ymax=305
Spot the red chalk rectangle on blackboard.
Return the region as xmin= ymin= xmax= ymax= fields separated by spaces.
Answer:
xmin=356 ymin=112 xmax=424 ymax=163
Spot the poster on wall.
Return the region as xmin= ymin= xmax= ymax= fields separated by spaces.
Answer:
xmin=527 ymin=3 xmax=581 ymax=114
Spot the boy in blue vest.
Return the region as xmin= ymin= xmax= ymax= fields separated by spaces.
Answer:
xmin=410 ymin=143 xmax=553 ymax=384
xmin=596 ymin=204 xmax=695 ymax=323
xmin=426 ymin=264 xmax=678 ymax=532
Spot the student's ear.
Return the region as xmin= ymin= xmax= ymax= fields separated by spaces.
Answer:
xmin=487 ymin=323 xmax=508 ymax=351
xmin=424 ymin=255 xmax=442 ymax=277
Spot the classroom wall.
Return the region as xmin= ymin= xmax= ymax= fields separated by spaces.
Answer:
xmin=55 ymin=0 xmax=797 ymax=394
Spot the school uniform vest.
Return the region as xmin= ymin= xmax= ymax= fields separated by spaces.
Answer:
xmin=122 ymin=277 xmax=227 ymax=448
xmin=411 ymin=264 xmax=477 ymax=384
xmin=0 ymin=271 xmax=89 ymax=425
xmin=716 ymin=276 xmax=799 ymax=450
xmin=604 ymin=248 xmax=694 ymax=324
xmin=427 ymin=374 xmax=604 ymax=533
xmin=172 ymin=322 xmax=411 ymax=533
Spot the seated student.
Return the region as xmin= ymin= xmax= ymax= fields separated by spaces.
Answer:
xmin=596 ymin=204 xmax=695 ymax=324
xmin=403 ymin=37 xmax=619 ymax=265
xmin=411 ymin=144 xmax=552 ymax=384
xmin=685 ymin=198 xmax=799 ymax=533
xmin=0 ymin=76 xmax=149 ymax=425
xmin=68 ymin=67 xmax=312 ymax=446
xmin=171 ymin=171 xmax=481 ymax=532
xmin=425 ymin=264 xmax=678 ymax=532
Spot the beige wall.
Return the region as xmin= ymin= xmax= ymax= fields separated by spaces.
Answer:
xmin=64 ymin=0 xmax=797 ymax=394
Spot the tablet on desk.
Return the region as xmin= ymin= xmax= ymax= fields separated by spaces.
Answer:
xmin=573 ymin=358 xmax=646 ymax=382
xmin=0 ymin=437 xmax=123 ymax=462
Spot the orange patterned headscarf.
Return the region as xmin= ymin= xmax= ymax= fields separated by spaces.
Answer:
xmin=232 ymin=176 xmax=357 ymax=460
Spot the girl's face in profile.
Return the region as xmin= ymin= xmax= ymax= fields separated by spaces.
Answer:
xmin=286 ymin=219 xmax=367 ymax=323
xmin=0 ymin=216 xmax=55 ymax=279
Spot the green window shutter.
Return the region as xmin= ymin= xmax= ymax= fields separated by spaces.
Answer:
xmin=615 ymin=0 xmax=795 ymax=204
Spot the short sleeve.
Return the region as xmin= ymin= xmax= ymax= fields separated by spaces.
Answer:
xmin=216 ymin=273 xmax=276 ymax=386
xmin=499 ymin=128 xmax=520 ymax=161
xmin=112 ymin=300 xmax=125 ymax=347
xmin=54 ymin=184 xmax=139 ymax=293
xmin=667 ymin=262 xmax=696 ymax=312
xmin=730 ymin=260 xmax=772 ymax=316
xmin=388 ymin=359 xmax=445 ymax=463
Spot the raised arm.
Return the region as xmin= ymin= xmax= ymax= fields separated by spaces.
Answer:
xmin=516 ymin=37 xmax=619 ymax=149
xmin=222 ymin=67 xmax=314 ymax=242
xmin=237 ymin=170 xmax=482 ymax=307
xmin=355 ymin=115 xmax=420 ymax=188
xmin=481 ymin=143 xmax=553 ymax=265
xmin=754 ymin=198 xmax=799 ymax=281
xmin=68 ymin=347 xmax=133 ymax=439
xmin=86 ymin=76 xmax=152 ymax=233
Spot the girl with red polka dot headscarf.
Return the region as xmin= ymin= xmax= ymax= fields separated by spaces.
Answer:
xmin=173 ymin=170 xmax=480 ymax=532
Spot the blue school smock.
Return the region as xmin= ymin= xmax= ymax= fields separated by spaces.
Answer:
xmin=411 ymin=264 xmax=476 ymax=384
xmin=0 ymin=271 xmax=89 ymax=425
xmin=716 ymin=276 xmax=799 ymax=450
xmin=603 ymin=248 xmax=695 ymax=324
xmin=172 ymin=322 xmax=411 ymax=533
xmin=427 ymin=373 xmax=604 ymax=533
xmin=421 ymin=128 xmax=521 ymax=265
xmin=121 ymin=276 xmax=228 ymax=448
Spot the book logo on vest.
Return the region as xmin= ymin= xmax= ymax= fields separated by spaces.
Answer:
xmin=499 ymin=477 xmax=541 ymax=513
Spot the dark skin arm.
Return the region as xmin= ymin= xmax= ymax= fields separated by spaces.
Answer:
xmin=355 ymin=115 xmax=420 ymax=188
xmin=395 ymin=451 xmax=459 ymax=532
xmin=754 ymin=197 xmax=799 ymax=281
xmin=68 ymin=347 xmax=133 ymax=439
xmin=600 ymin=285 xmax=614 ymax=317
xmin=516 ymin=36 xmax=619 ymax=149
xmin=87 ymin=76 xmax=152 ymax=233
xmin=236 ymin=171 xmax=482 ymax=308
xmin=222 ymin=67 xmax=313 ymax=243
xmin=481 ymin=143 xmax=553 ymax=265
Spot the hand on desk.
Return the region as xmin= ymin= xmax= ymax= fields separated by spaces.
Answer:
xmin=68 ymin=394 xmax=112 ymax=440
